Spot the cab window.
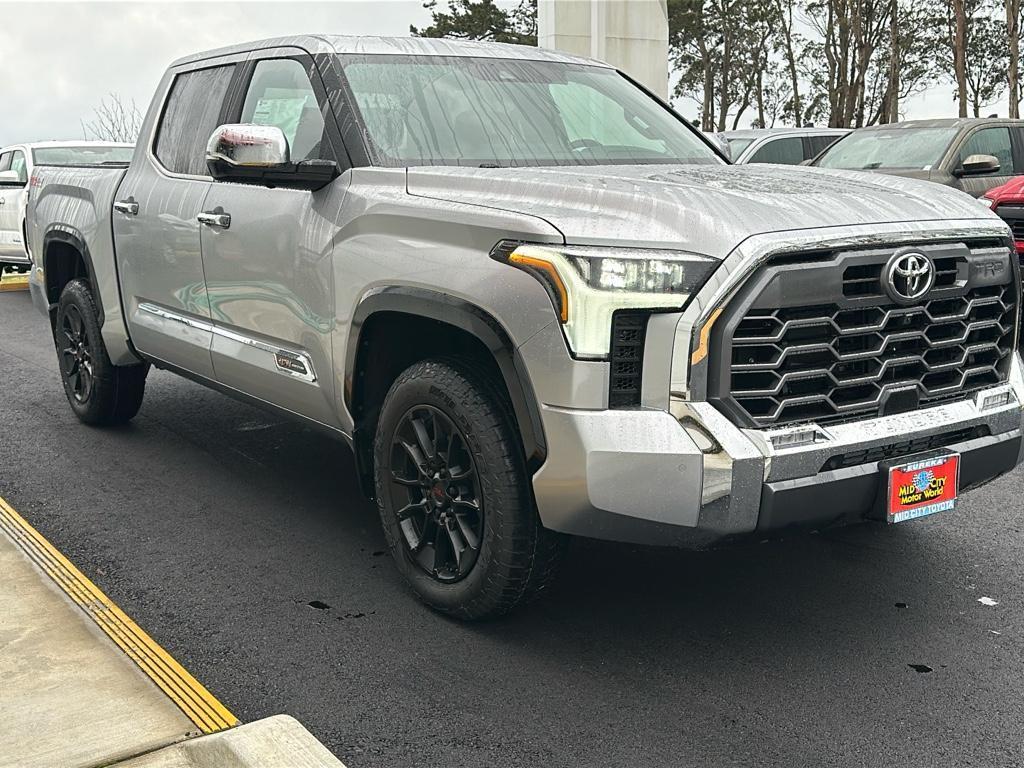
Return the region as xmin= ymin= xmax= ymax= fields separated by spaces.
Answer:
xmin=748 ymin=136 xmax=804 ymax=165
xmin=958 ymin=127 xmax=1012 ymax=174
xmin=155 ymin=64 xmax=236 ymax=177
xmin=10 ymin=151 xmax=26 ymax=184
xmin=241 ymin=58 xmax=326 ymax=162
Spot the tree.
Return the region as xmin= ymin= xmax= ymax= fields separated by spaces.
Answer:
xmin=670 ymin=0 xmax=784 ymax=130
xmin=81 ymin=93 xmax=142 ymax=143
xmin=953 ymin=0 xmax=970 ymax=116
xmin=1007 ymin=0 xmax=1021 ymax=117
xmin=776 ymin=0 xmax=804 ymax=125
xmin=940 ymin=0 xmax=1008 ymax=117
xmin=411 ymin=0 xmax=537 ymax=45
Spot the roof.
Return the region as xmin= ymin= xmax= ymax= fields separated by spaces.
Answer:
xmin=172 ymin=34 xmax=607 ymax=68
xmin=720 ymin=127 xmax=850 ymax=139
xmin=1 ymin=140 xmax=133 ymax=151
xmin=856 ymin=118 xmax=1024 ymax=131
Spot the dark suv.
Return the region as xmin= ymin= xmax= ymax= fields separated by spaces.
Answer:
xmin=813 ymin=118 xmax=1024 ymax=197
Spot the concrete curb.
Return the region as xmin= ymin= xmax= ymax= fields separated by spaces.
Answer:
xmin=110 ymin=716 xmax=346 ymax=768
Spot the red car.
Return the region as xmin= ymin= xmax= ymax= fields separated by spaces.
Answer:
xmin=981 ymin=177 xmax=1024 ymax=254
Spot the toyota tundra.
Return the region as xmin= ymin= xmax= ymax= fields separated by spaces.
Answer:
xmin=26 ymin=36 xmax=1024 ymax=619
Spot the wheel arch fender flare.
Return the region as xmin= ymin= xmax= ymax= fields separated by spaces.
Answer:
xmin=345 ymin=287 xmax=548 ymax=489
xmin=41 ymin=226 xmax=100 ymax=320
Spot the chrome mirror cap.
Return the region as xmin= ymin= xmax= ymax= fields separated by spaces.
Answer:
xmin=205 ymin=124 xmax=290 ymax=168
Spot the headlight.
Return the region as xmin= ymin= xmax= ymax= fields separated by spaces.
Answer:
xmin=979 ymin=195 xmax=996 ymax=209
xmin=491 ymin=241 xmax=718 ymax=358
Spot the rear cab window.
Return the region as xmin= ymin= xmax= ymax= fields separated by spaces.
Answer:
xmin=154 ymin=65 xmax=236 ymax=176
xmin=747 ymin=136 xmax=804 ymax=165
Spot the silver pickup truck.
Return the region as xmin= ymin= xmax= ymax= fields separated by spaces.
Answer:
xmin=27 ymin=35 xmax=1024 ymax=619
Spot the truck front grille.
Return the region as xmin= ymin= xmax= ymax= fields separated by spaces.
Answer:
xmin=709 ymin=241 xmax=1017 ymax=428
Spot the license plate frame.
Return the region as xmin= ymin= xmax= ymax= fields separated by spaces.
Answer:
xmin=885 ymin=452 xmax=960 ymax=524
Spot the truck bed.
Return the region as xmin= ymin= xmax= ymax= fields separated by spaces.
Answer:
xmin=26 ymin=164 xmax=134 ymax=363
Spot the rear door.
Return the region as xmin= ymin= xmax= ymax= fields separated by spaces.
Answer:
xmin=114 ymin=58 xmax=244 ymax=379
xmin=199 ymin=50 xmax=344 ymax=425
xmin=0 ymin=149 xmax=28 ymax=259
xmin=950 ymin=125 xmax=1015 ymax=197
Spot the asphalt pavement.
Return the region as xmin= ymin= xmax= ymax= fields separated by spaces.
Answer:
xmin=2 ymin=288 xmax=1023 ymax=767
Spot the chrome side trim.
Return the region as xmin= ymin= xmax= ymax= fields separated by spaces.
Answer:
xmin=670 ymin=219 xmax=1014 ymax=401
xmin=137 ymin=302 xmax=317 ymax=383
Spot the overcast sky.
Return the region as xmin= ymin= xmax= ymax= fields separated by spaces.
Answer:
xmin=0 ymin=0 xmax=993 ymax=147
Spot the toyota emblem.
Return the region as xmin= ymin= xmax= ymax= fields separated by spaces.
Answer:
xmin=884 ymin=251 xmax=934 ymax=304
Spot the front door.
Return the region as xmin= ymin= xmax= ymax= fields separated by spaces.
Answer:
xmin=0 ymin=150 xmax=28 ymax=260
xmin=952 ymin=125 xmax=1016 ymax=198
xmin=114 ymin=62 xmax=239 ymax=380
xmin=200 ymin=53 xmax=342 ymax=426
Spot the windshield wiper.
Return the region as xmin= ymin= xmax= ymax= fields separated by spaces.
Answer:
xmin=861 ymin=161 xmax=883 ymax=169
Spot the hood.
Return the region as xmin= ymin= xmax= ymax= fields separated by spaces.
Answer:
xmin=406 ymin=163 xmax=993 ymax=259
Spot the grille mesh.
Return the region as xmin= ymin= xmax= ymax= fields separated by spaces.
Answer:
xmin=609 ymin=312 xmax=648 ymax=408
xmin=728 ymin=275 xmax=1016 ymax=427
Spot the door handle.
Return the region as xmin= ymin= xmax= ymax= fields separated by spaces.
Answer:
xmin=197 ymin=211 xmax=231 ymax=229
xmin=113 ymin=200 xmax=139 ymax=216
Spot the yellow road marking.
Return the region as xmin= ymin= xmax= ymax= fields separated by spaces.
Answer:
xmin=0 ymin=275 xmax=29 ymax=292
xmin=0 ymin=495 xmax=238 ymax=733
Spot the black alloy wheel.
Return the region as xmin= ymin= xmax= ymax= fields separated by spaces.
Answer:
xmin=59 ymin=303 xmax=95 ymax=404
xmin=386 ymin=405 xmax=484 ymax=582
xmin=54 ymin=279 xmax=149 ymax=425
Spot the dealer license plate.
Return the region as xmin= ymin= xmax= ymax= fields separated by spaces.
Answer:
xmin=886 ymin=453 xmax=960 ymax=524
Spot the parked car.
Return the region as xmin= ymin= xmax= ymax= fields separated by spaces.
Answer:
xmin=26 ymin=36 xmax=1024 ymax=619
xmin=981 ymin=176 xmax=1024 ymax=254
xmin=0 ymin=141 xmax=133 ymax=273
xmin=812 ymin=118 xmax=1024 ymax=197
xmin=718 ymin=127 xmax=848 ymax=164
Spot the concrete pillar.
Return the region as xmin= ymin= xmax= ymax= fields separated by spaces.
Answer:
xmin=537 ymin=0 xmax=669 ymax=99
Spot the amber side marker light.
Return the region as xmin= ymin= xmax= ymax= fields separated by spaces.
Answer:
xmin=691 ymin=307 xmax=723 ymax=366
xmin=507 ymin=252 xmax=569 ymax=323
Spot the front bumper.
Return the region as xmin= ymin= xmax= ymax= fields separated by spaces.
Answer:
xmin=532 ymin=372 xmax=1024 ymax=547
xmin=530 ymin=218 xmax=1024 ymax=547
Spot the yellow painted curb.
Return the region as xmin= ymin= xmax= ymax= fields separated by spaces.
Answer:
xmin=0 ymin=496 xmax=239 ymax=734
xmin=0 ymin=275 xmax=29 ymax=292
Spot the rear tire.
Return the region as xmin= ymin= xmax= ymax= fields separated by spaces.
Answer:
xmin=373 ymin=359 xmax=566 ymax=620
xmin=54 ymin=279 xmax=148 ymax=425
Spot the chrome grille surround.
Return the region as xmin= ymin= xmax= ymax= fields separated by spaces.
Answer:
xmin=670 ymin=220 xmax=1018 ymax=406
xmin=709 ymin=240 xmax=1016 ymax=428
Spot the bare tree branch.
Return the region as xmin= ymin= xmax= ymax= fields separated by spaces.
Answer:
xmin=82 ymin=93 xmax=142 ymax=143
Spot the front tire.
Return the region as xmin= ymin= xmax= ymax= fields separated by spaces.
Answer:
xmin=54 ymin=279 xmax=148 ymax=425
xmin=374 ymin=359 xmax=565 ymax=620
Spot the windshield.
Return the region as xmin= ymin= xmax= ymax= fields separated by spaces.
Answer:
xmin=339 ymin=55 xmax=721 ymax=168
xmin=32 ymin=145 xmax=134 ymax=166
xmin=724 ymin=138 xmax=755 ymax=158
xmin=816 ymin=128 xmax=957 ymax=170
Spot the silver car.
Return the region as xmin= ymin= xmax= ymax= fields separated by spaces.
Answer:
xmin=26 ymin=37 xmax=1024 ymax=619
xmin=718 ymin=127 xmax=849 ymax=164
xmin=0 ymin=141 xmax=133 ymax=271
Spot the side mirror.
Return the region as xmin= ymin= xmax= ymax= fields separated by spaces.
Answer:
xmin=957 ymin=153 xmax=1000 ymax=176
xmin=205 ymin=124 xmax=337 ymax=191
xmin=0 ymin=170 xmax=24 ymax=186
